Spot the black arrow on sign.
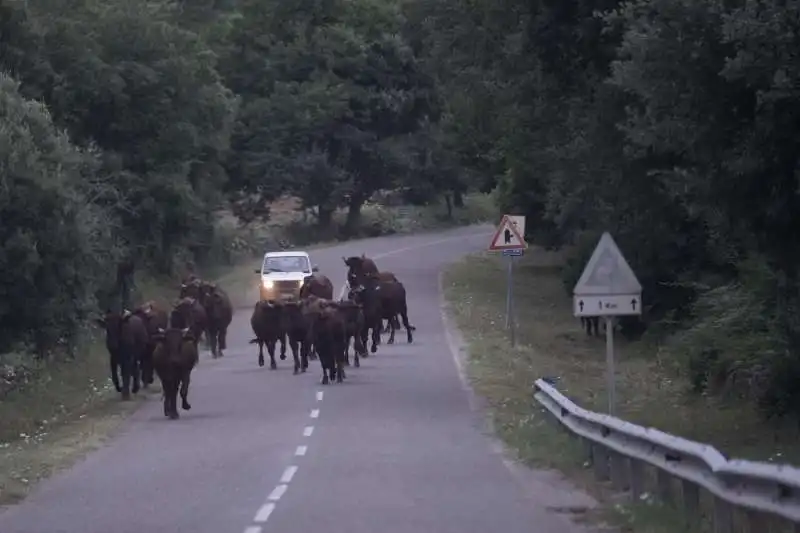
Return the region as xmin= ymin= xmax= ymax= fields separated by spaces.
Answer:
xmin=631 ymin=298 xmax=638 ymax=311
xmin=579 ymin=300 xmax=584 ymax=312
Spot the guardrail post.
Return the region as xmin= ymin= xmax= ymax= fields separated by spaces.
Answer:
xmin=592 ymin=445 xmax=610 ymax=481
xmin=581 ymin=437 xmax=594 ymax=465
xmin=712 ymin=496 xmax=733 ymax=533
xmin=628 ymin=458 xmax=645 ymax=500
xmin=656 ymin=470 xmax=674 ymax=506
xmin=609 ymin=451 xmax=630 ymax=491
xmin=680 ymin=480 xmax=700 ymax=522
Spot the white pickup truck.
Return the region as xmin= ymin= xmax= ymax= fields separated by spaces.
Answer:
xmin=255 ymin=250 xmax=319 ymax=301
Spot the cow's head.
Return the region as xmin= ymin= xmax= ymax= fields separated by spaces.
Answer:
xmin=153 ymin=327 xmax=194 ymax=356
xmin=95 ymin=309 xmax=133 ymax=350
xmin=179 ymin=278 xmax=203 ymax=299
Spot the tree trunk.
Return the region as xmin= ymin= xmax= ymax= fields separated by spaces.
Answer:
xmin=444 ymin=193 xmax=453 ymax=219
xmin=453 ymin=188 xmax=464 ymax=208
xmin=317 ymin=206 xmax=334 ymax=230
xmin=344 ymin=194 xmax=365 ymax=237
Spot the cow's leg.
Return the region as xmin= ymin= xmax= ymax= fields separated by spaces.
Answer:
xmin=352 ymin=333 xmax=360 ymax=368
xmin=400 ymin=308 xmax=414 ymax=343
xmin=110 ymin=352 xmax=122 ymax=393
xmin=299 ymin=336 xmax=309 ymax=372
xmin=370 ymin=324 xmax=380 ymax=353
xmin=130 ymin=353 xmax=141 ymax=394
xmin=162 ymin=378 xmax=173 ymax=417
xmin=218 ymin=326 xmax=228 ymax=356
xmin=180 ymin=371 xmax=192 ymax=410
xmin=279 ymin=332 xmax=287 ymax=360
xmin=208 ymin=327 xmax=219 ymax=358
xmin=120 ymin=354 xmax=132 ymax=400
xmin=257 ymin=340 xmax=265 ymax=367
xmin=141 ymin=345 xmax=154 ymax=387
xmin=290 ymin=337 xmax=300 ymax=375
xmin=267 ymin=339 xmax=278 ymax=370
xmin=387 ymin=315 xmax=397 ymax=345
xmin=343 ymin=333 xmax=351 ymax=366
xmin=168 ymin=379 xmax=180 ymax=419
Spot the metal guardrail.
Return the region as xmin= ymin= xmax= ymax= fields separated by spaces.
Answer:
xmin=533 ymin=378 xmax=800 ymax=532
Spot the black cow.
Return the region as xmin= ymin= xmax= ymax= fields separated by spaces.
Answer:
xmin=95 ymin=310 xmax=148 ymax=400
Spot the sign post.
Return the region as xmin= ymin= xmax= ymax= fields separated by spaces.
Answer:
xmin=573 ymin=232 xmax=642 ymax=415
xmin=489 ymin=215 xmax=527 ymax=347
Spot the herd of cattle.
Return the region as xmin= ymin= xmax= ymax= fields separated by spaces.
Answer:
xmin=95 ymin=254 xmax=414 ymax=420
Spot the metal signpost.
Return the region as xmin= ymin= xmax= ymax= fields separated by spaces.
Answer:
xmin=573 ymin=232 xmax=642 ymax=416
xmin=489 ymin=215 xmax=527 ymax=347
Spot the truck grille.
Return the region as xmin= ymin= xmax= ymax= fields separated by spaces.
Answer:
xmin=275 ymin=280 xmax=301 ymax=294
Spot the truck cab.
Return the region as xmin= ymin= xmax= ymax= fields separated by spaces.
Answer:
xmin=255 ymin=251 xmax=318 ymax=301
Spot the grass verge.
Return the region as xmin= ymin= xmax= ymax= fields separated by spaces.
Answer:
xmin=442 ymin=249 xmax=800 ymax=533
xmin=0 ymin=193 xmax=496 ymax=506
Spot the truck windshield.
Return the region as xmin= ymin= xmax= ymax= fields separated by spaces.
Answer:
xmin=262 ymin=255 xmax=311 ymax=273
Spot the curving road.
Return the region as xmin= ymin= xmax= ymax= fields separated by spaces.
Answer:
xmin=0 ymin=225 xmax=594 ymax=533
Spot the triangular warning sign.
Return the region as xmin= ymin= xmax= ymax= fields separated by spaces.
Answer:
xmin=573 ymin=232 xmax=641 ymax=296
xmin=489 ymin=215 xmax=527 ymax=251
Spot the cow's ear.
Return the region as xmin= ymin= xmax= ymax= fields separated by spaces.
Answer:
xmin=153 ymin=327 xmax=165 ymax=340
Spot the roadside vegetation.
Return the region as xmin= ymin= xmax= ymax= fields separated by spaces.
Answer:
xmin=444 ymin=250 xmax=800 ymax=532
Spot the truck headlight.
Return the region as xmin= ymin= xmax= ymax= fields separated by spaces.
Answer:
xmin=262 ymin=280 xmax=274 ymax=289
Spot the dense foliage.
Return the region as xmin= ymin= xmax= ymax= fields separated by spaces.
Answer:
xmin=0 ymin=0 xmax=476 ymax=360
xmin=409 ymin=0 xmax=800 ymax=419
xmin=2 ymin=0 xmax=799 ymax=420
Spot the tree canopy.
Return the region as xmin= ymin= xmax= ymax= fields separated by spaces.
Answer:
xmin=2 ymin=0 xmax=800 ymax=419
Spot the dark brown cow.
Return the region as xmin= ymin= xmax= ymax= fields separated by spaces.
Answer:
xmin=179 ymin=277 xmax=202 ymax=300
xmin=281 ymin=301 xmax=310 ymax=374
xmin=348 ymin=286 xmax=382 ymax=354
xmin=250 ymin=300 xmax=287 ymax=369
xmin=334 ymin=300 xmax=367 ymax=368
xmin=133 ymin=301 xmax=168 ymax=387
xmin=358 ymin=278 xmax=414 ymax=345
xmin=170 ymin=297 xmax=207 ymax=346
xmin=95 ymin=309 xmax=148 ymax=400
xmin=342 ymin=255 xmax=398 ymax=287
xmin=196 ymin=282 xmax=233 ymax=358
xmin=313 ymin=303 xmax=347 ymax=384
xmin=299 ymin=273 xmax=334 ymax=300
xmin=151 ymin=327 xmax=199 ymax=420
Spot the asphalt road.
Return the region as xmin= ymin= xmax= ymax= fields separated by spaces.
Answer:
xmin=0 ymin=225 xmax=596 ymax=533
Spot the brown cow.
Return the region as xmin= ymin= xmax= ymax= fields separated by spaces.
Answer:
xmin=299 ymin=273 xmax=334 ymax=300
xmin=313 ymin=303 xmax=347 ymax=384
xmin=95 ymin=309 xmax=148 ymax=400
xmin=179 ymin=277 xmax=203 ymax=300
xmin=196 ymin=282 xmax=233 ymax=358
xmin=151 ymin=327 xmax=199 ymax=420
xmin=133 ymin=301 xmax=168 ymax=387
xmin=281 ymin=301 xmax=310 ymax=374
xmin=343 ymin=255 xmax=398 ymax=287
xmin=250 ymin=300 xmax=287 ymax=369
xmin=333 ymin=300 xmax=367 ymax=367
xmin=358 ymin=278 xmax=415 ymax=345
xmin=170 ymin=297 xmax=207 ymax=347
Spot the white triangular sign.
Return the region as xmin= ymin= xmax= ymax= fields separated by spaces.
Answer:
xmin=573 ymin=232 xmax=641 ymax=296
xmin=489 ymin=215 xmax=526 ymax=251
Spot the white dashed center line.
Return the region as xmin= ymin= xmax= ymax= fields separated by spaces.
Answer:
xmin=253 ymin=503 xmax=275 ymax=523
xmin=241 ymin=389 xmax=324 ymax=532
xmin=268 ymin=484 xmax=288 ymax=501
xmin=280 ymin=465 xmax=298 ymax=483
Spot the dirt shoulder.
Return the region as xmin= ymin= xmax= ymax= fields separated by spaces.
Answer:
xmin=441 ymin=248 xmax=800 ymax=533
